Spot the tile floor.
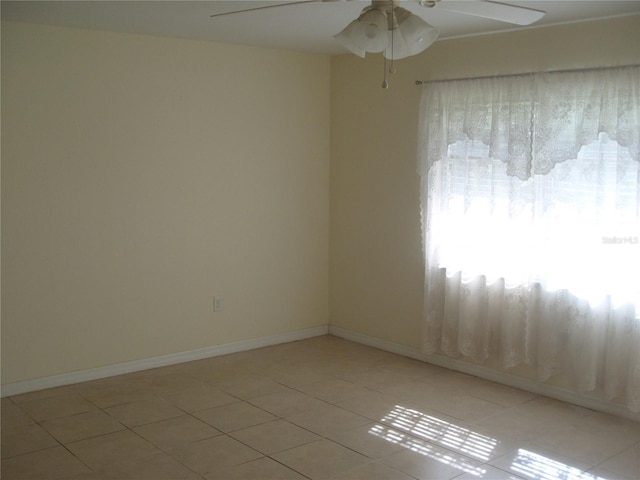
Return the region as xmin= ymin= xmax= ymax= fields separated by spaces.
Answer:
xmin=2 ymin=335 xmax=639 ymax=479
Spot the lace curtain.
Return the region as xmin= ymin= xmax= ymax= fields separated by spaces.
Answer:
xmin=417 ymin=66 xmax=640 ymax=412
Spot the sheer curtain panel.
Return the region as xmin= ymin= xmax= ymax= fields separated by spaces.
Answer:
xmin=417 ymin=66 xmax=640 ymax=412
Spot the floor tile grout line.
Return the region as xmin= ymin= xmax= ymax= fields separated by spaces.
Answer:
xmin=194 ymin=396 xmax=407 ymax=476
xmin=4 ymin=336 xmax=640 ymax=479
xmin=578 ymin=436 xmax=640 ymax=473
xmin=177 ymin=365 xmax=606 ymax=477
xmin=0 ymin=368 xmax=526 ymax=472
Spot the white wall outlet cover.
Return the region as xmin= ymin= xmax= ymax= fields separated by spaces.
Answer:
xmin=214 ymin=296 xmax=224 ymax=312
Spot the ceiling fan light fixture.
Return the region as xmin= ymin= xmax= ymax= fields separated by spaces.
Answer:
xmin=385 ymin=8 xmax=439 ymax=59
xmin=334 ymin=19 xmax=367 ymax=57
xmin=352 ymin=8 xmax=389 ymax=53
xmin=335 ymin=7 xmax=391 ymax=56
xmin=336 ymin=3 xmax=439 ymax=61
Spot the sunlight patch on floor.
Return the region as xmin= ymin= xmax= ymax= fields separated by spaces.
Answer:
xmin=369 ymin=406 xmax=612 ymax=479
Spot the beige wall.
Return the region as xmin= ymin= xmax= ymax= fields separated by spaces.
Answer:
xmin=3 ymin=15 xmax=639 ymax=391
xmin=1 ymin=22 xmax=330 ymax=384
xmin=330 ymin=16 xmax=640 ymax=352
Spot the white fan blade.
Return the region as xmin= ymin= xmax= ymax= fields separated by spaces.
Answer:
xmin=435 ymin=1 xmax=545 ymax=26
xmin=210 ymin=1 xmax=316 ymax=18
xmin=209 ymin=0 xmax=353 ymax=18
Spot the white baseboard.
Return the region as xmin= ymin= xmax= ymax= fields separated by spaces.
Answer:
xmin=1 ymin=325 xmax=329 ymax=398
xmin=329 ymin=325 xmax=640 ymax=422
xmin=5 ymin=323 xmax=637 ymax=422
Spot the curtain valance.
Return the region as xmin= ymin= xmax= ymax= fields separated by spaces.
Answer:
xmin=418 ymin=66 xmax=640 ymax=180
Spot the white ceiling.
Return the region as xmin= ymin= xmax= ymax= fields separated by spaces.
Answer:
xmin=2 ymin=1 xmax=640 ymax=55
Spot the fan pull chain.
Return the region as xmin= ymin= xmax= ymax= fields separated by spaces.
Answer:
xmin=382 ymin=4 xmax=396 ymax=89
xmin=382 ymin=55 xmax=389 ymax=89
xmin=389 ymin=6 xmax=396 ymax=75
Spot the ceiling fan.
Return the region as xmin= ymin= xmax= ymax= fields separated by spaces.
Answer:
xmin=212 ymin=1 xmax=545 ymax=22
xmin=211 ymin=0 xmax=546 ymax=87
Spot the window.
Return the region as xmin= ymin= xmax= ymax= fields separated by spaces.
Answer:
xmin=431 ymin=134 xmax=639 ymax=308
xmin=418 ymin=67 xmax=640 ymax=412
